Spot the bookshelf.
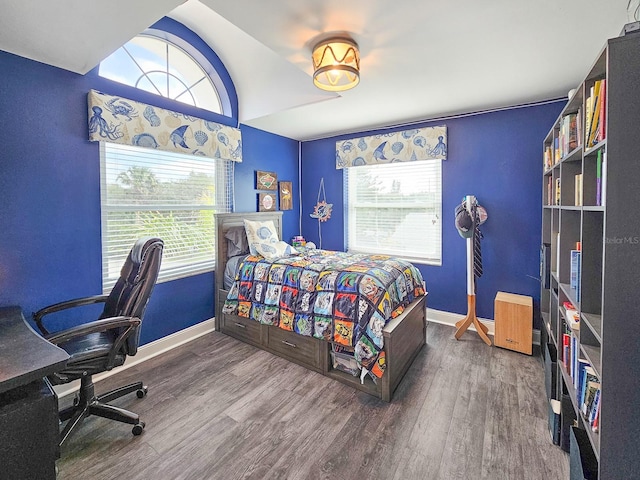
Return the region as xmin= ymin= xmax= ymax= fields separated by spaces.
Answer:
xmin=540 ymin=31 xmax=640 ymax=479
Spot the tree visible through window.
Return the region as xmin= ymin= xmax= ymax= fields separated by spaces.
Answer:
xmin=101 ymin=143 xmax=232 ymax=289
xmin=345 ymin=161 xmax=442 ymax=265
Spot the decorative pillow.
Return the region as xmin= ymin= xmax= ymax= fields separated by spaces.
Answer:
xmin=225 ymin=226 xmax=249 ymax=257
xmin=243 ymin=219 xmax=279 ymax=255
xmin=243 ymin=219 xmax=297 ymax=260
xmin=254 ymin=240 xmax=298 ymax=261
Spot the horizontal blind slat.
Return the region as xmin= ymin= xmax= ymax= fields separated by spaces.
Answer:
xmin=100 ymin=143 xmax=232 ymax=291
xmin=345 ymin=161 xmax=441 ymax=264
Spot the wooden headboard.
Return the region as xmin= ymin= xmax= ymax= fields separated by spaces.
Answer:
xmin=214 ymin=211 xmax=283 ymax=329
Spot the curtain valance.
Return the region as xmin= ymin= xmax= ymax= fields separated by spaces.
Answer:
xmin=336 ymin=125 xmax=446 ymax=169
xmin=88 ymin=90 xmax=242 ymax=162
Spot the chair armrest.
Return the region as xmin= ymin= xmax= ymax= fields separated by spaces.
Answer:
xmin=46 ymin=316 xmax=142 ymax=369
xmin=33 ymin=295 xmax=109 ymax=335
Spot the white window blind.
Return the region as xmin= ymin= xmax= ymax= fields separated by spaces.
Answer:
xmin=100 ymin=143 xmax=233 ymax=290
xmin=345 ymin=161 xmax=442 ymax=265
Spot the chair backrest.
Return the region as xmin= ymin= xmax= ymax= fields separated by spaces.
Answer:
xmin=101 ymin=237 xmax=164 ymax=356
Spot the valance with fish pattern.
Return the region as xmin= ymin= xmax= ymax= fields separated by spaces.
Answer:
xmin=87 ymin=90 xmax=242 ymax=162
xmin=336 ymin=125 xmax=446 ymax=169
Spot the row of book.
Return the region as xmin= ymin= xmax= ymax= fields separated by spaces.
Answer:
xmin=577 ymin=360 xmax=601 ymax=433
xmin=585 ymin=79 xmax=607 ymax=148
xmin=542 ymin=78 xmax=606 ymax=171
xmin=546 ymin=177 xmax=561 ymax=206
xmin=545 ymin=154 xmax=605 ymax=208
xmin=561 ymin=303 xmax=600 ymax=433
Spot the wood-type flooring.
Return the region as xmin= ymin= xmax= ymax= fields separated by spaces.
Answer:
xmin=57 ymin=322 xmax=569 ymax=480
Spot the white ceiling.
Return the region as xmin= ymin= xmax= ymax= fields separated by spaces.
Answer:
xmin=0 ymin=0 xmax=633 ymax=141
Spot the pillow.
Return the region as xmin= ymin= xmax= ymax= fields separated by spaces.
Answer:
xmin=243 ymin=219 xmax=279 ymax=255
xmin=243 ymin=218 xmax=297 ymax=260
xmin=254 ymin=240 xmax=298 ymax=261
xmin=225 ymin=226 xmax=249 ymax=257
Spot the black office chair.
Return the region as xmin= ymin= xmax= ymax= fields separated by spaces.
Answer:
xmin=33 ymin=237 xmax=163 ymax=446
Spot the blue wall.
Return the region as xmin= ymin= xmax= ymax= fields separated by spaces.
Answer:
xmin=301 ymin=102 xmax=564 ymax=327
xmin=0 ymin=15 xmax=564 ymax=339
xmin=0 ymin=19 xmax=299 ymax=344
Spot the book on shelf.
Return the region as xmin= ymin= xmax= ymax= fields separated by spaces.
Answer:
xmin=544 ymin=145 xmax=553 ymax=170
xmin=591 ymin=394 xmax=600 ymax=432
xmin=574 ymin=173 xmax=583 ymax=206
xmin=601 ymin=151 xmax=607 ymax=207
xmin=572 ymin=334 xmax=579 ymax=385
xmin=554 ymin=136 xmax=560 ymax=164
xmin=596 ymin=79 xmax=607 ymax=144
xmin=585 ymin=85 xmax=594 ymax=146
xmin=589 ymin=388 xmax=601 ymax=424
xmin=579 ymin=365 xmax=599 ymax=407
xmin=596 ymin=149 xmax=603 ymax=206
xmin=582 ymin=380 xmax=601 ymax=418
xmin=547 ymin=176 xmax=552 ymax=205
xmin=570 ymin=250 xmax=581 ymax=290
xmin=555 ymin=178 xmax=561 ymax=205
xmin=587 ymin=80 xmax=603 ymax=147
xmin=576 ymin=106 xmax=583 ymax=148
xmin=562 ymin=332 xmax=571 ymax=370
xmin=548 ymin=399 xmax=561 ymax=445
xmin=576 ymin=359 xmax=590 ymax=392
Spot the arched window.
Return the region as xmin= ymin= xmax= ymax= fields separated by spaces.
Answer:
xmin=97 ymin=26 xmax=236 ymax=289
xmin=99 ymin=31 xmax=228 ymax=115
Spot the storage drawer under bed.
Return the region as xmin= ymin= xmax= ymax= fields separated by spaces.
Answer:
xmin=266 ymin=326 xmax=322 ymax=372
xmin=221 ymin=313 xmax=262 ymax=346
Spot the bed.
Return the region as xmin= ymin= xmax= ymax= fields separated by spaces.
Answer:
xmin=214 ymin=211 xmax=427 ymax=401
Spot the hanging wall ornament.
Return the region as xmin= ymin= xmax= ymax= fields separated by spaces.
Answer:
xmin=310 ymin=178 xmax=332 ymax=222
xmin=310 ymin=178 xmax=332 ymax=249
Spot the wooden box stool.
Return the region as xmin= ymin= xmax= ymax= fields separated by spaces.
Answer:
xmin=494 ymin=291 xmax=533 ymax=355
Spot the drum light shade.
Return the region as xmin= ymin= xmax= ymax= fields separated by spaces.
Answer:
xmin=312 ymin=37 xmax=360 ymax=92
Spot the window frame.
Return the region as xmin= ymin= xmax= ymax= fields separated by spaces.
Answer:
xmin=344 ymin=160 xmax=442 ymax=266
xmin=99 ymin=138 xmax=233 ymax=291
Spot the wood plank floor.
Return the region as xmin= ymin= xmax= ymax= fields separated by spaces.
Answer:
xmin=57 ymin=322 xmax=569 ymax=480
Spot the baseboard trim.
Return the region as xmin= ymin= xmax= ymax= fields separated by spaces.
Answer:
xmin=54 ymin=318 xmax=216 ymax=399
xmin=426 ymin=308 xmax=540 ymax=346
xmin=56 ymin=308 xmax=541 ymax=398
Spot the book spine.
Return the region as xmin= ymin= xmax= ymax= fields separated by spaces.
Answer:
xmin=588 ymin=80 xmax=602 ymax=147
xmin=601 ymin=151 xmax=607 ymax=206
xmin=596 ymin=149 xmax=602 ymax=206
xmin=585 ymin=86 xmax=593 ymax=145
xmin=597 ymin=79 xmax=606 ymax=143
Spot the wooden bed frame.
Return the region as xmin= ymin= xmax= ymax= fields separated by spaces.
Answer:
xmin=214 ymin=212 xmax=427 ymax=402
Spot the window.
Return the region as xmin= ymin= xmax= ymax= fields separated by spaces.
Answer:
xmin=99 ymin=33 xmax=224 ymax=114
xmin=100 ymin=143 xmax=233 ymax=289
xmin=344 ymin=161 xmax=442 ymax=265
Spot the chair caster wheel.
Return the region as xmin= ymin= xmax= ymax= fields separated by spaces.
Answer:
xmin=136 ymin=386 xmax=148 ymax=398
xmin=132 ymin=422 xmax=145 ymax=436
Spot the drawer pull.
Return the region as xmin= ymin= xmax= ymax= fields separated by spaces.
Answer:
xmin=234 ymin=322 xmax=246 ymax=329
xmin=281 ymin=340 xmax=297 ymax=348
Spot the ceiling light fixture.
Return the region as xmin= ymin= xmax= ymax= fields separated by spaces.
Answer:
xmin=311 ymin=37 xmax=360 ymax=92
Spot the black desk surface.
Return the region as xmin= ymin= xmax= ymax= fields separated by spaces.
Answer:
xmin=0 ymin=306 xmax=69 ymax=394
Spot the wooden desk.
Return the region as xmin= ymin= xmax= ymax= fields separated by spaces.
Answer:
xmin=0 ymin=306 xmax=69 ymax=480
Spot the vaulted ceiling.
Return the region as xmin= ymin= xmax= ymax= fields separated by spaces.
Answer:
xmin=0 ymin=0 xmax=632 ymax=140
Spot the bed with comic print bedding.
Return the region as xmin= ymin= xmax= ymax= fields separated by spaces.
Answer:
xmin=214 ymin=212 xmax=427 ymax=402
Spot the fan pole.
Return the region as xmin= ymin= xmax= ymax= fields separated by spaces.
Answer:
xmin=454 ymin=196 xmax=491 ymax=345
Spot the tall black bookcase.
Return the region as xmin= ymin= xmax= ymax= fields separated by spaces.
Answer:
xmin=540 ymin=31 xmax=640 ymax=479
